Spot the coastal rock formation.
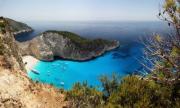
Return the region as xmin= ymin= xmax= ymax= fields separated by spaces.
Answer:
xmin=18 ymin=31 xmax=120 ymax=61
xmin=5 ymin=18 xmax=33 ymax=35
xmin=0 ymin=17 xmax=67 ymax=108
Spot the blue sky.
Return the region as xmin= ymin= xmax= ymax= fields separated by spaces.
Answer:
xmin=0 ymin=0 xmax=163 ymax=21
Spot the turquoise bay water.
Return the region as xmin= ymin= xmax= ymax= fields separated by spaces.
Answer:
xmin=18 ymin=21 xmax=170 ymax=90
xmin=28 ymin=43 xmax=143 ymax=90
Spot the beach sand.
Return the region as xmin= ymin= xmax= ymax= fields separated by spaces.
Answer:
xmin=22 ymin=56 xmax=39 ymax=71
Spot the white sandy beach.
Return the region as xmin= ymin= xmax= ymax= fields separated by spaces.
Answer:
xmin=22 ymin=56 xmax=39 ymax=71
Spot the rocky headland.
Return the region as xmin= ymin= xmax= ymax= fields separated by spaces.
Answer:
xmin=5 ymin=18 xmax=33 ymax=35
xmin=18 ymin=31 xmax=120 ymax=61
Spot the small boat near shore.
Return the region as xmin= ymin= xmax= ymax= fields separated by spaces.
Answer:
xmin=60 ymin=82 xmax=65 ymax=86
xmin=31 ymin=69 xmax=40 ymax=75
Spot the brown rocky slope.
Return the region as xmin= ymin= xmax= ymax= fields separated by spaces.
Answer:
xmin=0 ymin=17 xmax=68 ymax=108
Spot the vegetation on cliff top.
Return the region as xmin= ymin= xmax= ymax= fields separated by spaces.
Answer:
xmin=0 ymin=17 xmax=6 ymax=34
xmin=5 ymin=18 xmax=32 ymax=33
xmin=44 ymin=30 xmax=117 ymax=51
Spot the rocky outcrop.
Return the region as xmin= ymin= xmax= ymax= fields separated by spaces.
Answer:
xmin=18 ymin=31 xmax=119 ymax=61
xmin=5 ymin=17 xmax=33 ymax=35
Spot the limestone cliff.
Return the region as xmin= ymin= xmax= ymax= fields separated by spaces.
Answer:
xmin=18 ymin=30 xmax=119 ymax=61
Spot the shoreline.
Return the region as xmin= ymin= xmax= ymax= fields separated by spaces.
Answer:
xmin=22 ymin=56 xmax=39 ymax=72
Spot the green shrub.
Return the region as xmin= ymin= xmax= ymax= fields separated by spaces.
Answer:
xmin=108 ymin=76 xmax=174 ymax=108
xmin=66 ymin=82 xmax=103 ymax=108
xmin=66 ymin=75 xmax=180 ymax=108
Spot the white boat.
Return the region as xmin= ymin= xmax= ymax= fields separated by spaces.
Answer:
xmin=60 ymin=82 xmax=65 ymax=86
xmin=31 ymin=69 xmax=40 ymax=75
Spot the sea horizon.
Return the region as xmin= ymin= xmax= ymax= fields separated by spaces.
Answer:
xmin=15 ymin=21 xmax=173 ymax=42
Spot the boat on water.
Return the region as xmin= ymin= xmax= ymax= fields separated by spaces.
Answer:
xmin=31 ymin=69 xmax=40 ymax=75
xmin=60 ymin=82 xmax=65 ymax=86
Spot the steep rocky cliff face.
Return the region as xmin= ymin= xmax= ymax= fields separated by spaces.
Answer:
xmin=18 ymin=31 xmax=119 ymax=61
xmin=0 ymin=17 xmax=67 ymax=108
xmin=0 ymin=17 xmax=24 ymax=70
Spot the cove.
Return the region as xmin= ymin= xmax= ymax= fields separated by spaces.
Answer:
xmin=28 ymin=42 xmax=143 ymax=90
xmin=20 ymin=21 xmax=168 ymax=90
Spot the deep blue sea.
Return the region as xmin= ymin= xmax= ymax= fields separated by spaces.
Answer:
xmin=15 ymin=21 xmax=172 ymax=90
